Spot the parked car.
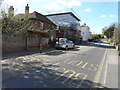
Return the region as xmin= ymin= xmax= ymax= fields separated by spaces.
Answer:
xmin=55 ymin=40 xmax=75 ymax=50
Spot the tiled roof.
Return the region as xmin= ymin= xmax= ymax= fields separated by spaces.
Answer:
xmin=16 ymin=11 xmax=56 ymax=26
xmin=31 ymin=11 xmax=56 ymax=25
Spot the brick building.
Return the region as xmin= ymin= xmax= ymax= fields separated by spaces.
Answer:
xmin=2 ymin=4 xmax=57 ymax=52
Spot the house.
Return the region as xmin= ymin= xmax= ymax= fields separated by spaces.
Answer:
xmin=2 ymin=4 xmax=57 ymax=52
xmin=80 ymin=23 xmax=91 ymax=42
xmin=45 ymin=12 xmax=81 ymax=44
xmin=18 ymin=4 xmax=57 ymax=50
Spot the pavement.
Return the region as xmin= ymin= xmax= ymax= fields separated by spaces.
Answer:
xmin=105 ymin=44 xmax=119 ymax=88
xmin=99 ymin=43 xmax=119 ymax=89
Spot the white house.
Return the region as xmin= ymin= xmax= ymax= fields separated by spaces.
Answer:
xmin=80 ymin=23 xmax=91 ymax=41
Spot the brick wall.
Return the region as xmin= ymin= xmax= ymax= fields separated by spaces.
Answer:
xmin=2 ymin=34 xmax=50 ymax=52
xmin=2 ymin=34 xmax=26 ymax=52
xmin=27 ymin=33 xmax=49 ymax=50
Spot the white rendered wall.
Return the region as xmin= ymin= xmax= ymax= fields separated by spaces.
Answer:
xmin=81 ymin=26 xmax=91 ymax=41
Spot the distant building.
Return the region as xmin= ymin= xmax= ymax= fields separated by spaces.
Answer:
xmin=45 ymin=12 xmax=81 ymax=44
xmin=80 ymin=23 xmax=91 ymax=42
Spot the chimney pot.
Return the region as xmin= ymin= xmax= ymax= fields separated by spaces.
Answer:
xmin=25 ymin=4 xmax=29 ymax=14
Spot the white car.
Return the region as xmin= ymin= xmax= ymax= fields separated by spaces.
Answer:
xmin=55 ymin=40 xmax=75 ymax=50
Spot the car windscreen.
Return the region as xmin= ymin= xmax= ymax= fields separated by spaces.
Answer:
xmin=59 ymin=41 xmax=65 ymax=44
xmin=66 ymin=40 xmax=71 ymax=44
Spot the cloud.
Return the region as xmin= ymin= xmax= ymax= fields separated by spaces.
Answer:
xmin=84 ymin=8 xmax=92 ymax=12
xmin=2 ymin=0 xmax=28 ymax=13
xmin=109 ymin=14 xmax=116 ymax=17
xmin=3 ymin=0 xmax=27 ymax=6
xmin=100 ymin=14 xmax=116 ymax=18
xmin=45 ymin=2 xmax=64 ymax=11
xmin=56 ymin=0 xmax=81 ymax=8
xmin=100 ymin=15 xmax=106 ymax=18
xmin=2 ymin=0 xmax=82 ymax=13
xmin=44 ymin=0 xmax=81 ymax=10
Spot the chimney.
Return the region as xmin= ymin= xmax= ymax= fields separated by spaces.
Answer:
xmin=25 ymin=4 xmax=29 ymax=14
xmin=84 ymin=23 xmax=86 ymax=26
xmin=8 ymin=6 xmax=14 ymax=17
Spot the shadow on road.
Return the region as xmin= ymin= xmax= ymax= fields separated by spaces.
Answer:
xmin=92 ymin=43 xmax=115 ymax=49
xmin=41 ymin=48 xmax=80 ymax=56
xmin=79 ymin=42 xmax=115 ymax=49
xmin=41 ymin=50 xmax=66 ymax=56
xmin=2 ymin=47 xmax=80 ymax=59
xmin=2 ymin=50 xmax=41 ymax=60
xmin=2 ymin=61 xmax=111 ymax=89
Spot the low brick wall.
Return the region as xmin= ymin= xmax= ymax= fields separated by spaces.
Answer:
xmin=2 ymin=34 xmax=50 ymax=52
xmin=2 ymin=35 xmax=26 ymax=52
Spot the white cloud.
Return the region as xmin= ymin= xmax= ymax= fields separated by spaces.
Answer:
xmin=2 ymin=0 xmax=28 ymax=13
xmin=45 ymin=2 xmax=64 ymax=11
xmin=100 ymin=14 xmax=116 ymax=18
xmin=84 ymin=8 xmax=92 ymax=12
xmin=100 ymin=15 xmax=106 ymax=18
xmin=109 ymin=14 xmax=116 ymax=17
xmin=3 ymin=0 xmax=27 ymax=6
xmin=2 ymin=0 xmax=82 ymax=13
xmin=44 ymin=0 xmax=81 ymax=10
xmin=56 ymin=0 xmax=81 ymax=8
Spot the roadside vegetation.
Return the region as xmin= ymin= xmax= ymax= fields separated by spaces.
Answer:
xmin=1 ymin=8 xmax=32 ymax=36
xmin=102 ymin=23 xmax=120 ymax=55
xmin=90 ymin=34 xmax=104 ymax=42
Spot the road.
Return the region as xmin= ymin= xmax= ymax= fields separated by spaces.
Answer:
xmin=2 ymin=42 xmax=109 ymax=88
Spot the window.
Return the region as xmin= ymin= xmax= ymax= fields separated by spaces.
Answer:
xmin=40 ymin=22 xmax=44 ymax=30
xmin=60 ymin=41 xmax=65 ymax=44
xmin=66 ymin=40 xmax=71 ymax=44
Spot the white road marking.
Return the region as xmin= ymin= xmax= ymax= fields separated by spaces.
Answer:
xmin=103 ymin=49 xmax=108 ymax=86
xmin=92 ymin=47 xmax=108 ymax=88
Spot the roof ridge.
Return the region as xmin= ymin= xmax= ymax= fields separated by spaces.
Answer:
xmin=45 ymin=12 xmax=80 ymax=21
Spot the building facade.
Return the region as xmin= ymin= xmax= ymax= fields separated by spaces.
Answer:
xmin=80 ymin=23 xmax=91 ymax=42
xmin=45 ymin=12 xmax=81 ymax=44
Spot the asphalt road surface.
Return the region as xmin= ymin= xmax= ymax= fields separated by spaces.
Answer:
xmin=2 ymin=42 xmax=110 ymax=88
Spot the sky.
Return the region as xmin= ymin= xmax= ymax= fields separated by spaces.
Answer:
xmin=1 ymin=0 xmax=118 ymax=34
